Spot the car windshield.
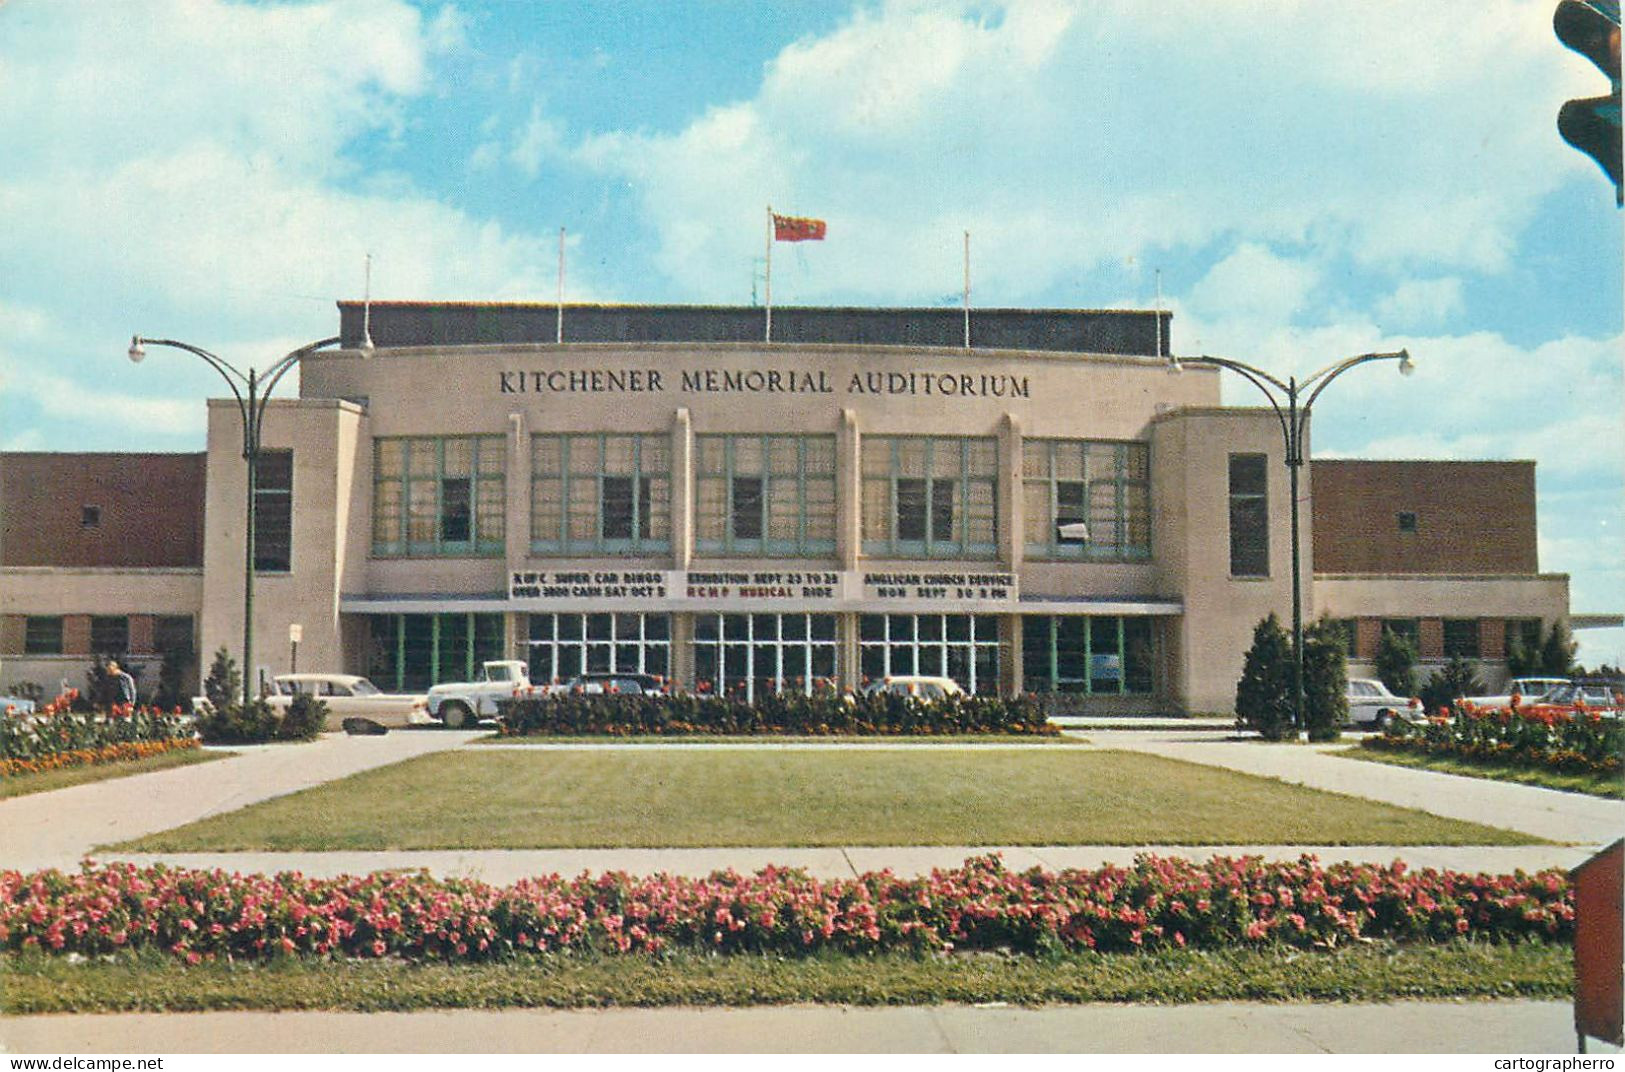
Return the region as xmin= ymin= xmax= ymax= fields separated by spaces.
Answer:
xmin=485 ymin=664 xmax=518 ymax=682
xmin=350 ymin=678 xmax=382 ymax=696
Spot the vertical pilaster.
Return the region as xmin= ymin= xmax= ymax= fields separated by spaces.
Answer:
xmin=670 ymin=612 xmax=694 ymax=690
xmin=1000 ymin=412 xmax=1023 ymax=572
xmin=505 ymin=411 xmax=529 ymax=661
xmin=1002 ymin=613 xmax=1023 ymax=697
xmin=837 ymin=409 xmax=861 ymax=571
xmin=671 ymin=408 xmax=693 ymax=570
xmin=838 ymin=610 xmax=860 ymax=692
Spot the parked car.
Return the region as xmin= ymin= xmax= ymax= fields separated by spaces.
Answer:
xmin=424 ymin=660 xmax=532 ymax=728
xmin=1344 ymin=678 xmax=1422 ymax=729
xmin=1462 ymin=677 xmax=1570 ymax=709
xmin=1521 ymin=681 xmax=1625 ymax=719
xmin=264 ymin=673 xmax=428 ymax=729
xmin=860 ymin=676 xmax=966 ymax=701
xmin=558 ymin=673 xmax=670 ymax=696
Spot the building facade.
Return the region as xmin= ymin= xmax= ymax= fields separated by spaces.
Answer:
xmin=0 ymin=303 xmax=1571 ymax=713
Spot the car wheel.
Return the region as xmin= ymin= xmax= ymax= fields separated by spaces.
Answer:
xmin=441 ymin=701 xmax=472 ymax=730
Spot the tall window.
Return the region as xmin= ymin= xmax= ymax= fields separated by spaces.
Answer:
xmin=90 ymin=616 xmax=128 ymax=654
xmin=1022 ymin=616 xmax=1154 ymax=695
xmin=695 ymin=435 xmax=836 ymax=556
xmin=373 ymin=437 xmax=505 ymax=556
xmin=692 ymin=613 xmax=838 ymax=702
xmin=527 ymin=613 xmax=670 ymax=684
xmin=1443 ymin=619 xmax=1480 ymax=658
xmin=859 ymin=614 xmax=999 ymax=694
xmin=1228 ymin=453 xmax=1269 ymax=577
xmin=531 ymin=434 xmax=670 ymax=553
xmin=24 ymin=616 xmax=63 ymax=655
xmin=1023 ymin=439 xmax=1150 ymax=559
xmin=366 ymin=613 xmax=504 ymax=692
xmin=253 ymin=449 xmax=293 ymax=572
xmin=862 ymin=437 xmax=997 ymax=558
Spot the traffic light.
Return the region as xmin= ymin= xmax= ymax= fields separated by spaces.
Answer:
xmin=1554 ymin=0 xmax=1622 ymax=205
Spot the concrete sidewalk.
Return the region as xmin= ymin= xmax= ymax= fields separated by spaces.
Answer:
xmin=98 ymin=843 xmax=1593 ymax=884
xmin=0 ymin=729 xmax=483 ymax=872
xmin=1094 ymin=730 xmax=1625 ymax=847
xmin=4 ymin=1001 xmax=1614 ymax=1054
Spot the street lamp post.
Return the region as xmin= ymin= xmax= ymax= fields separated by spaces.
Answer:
xmin=1169 ymin=349 xmax=1415 ymax=734
xmin=127 ymin=335 xmax=341 ymax=706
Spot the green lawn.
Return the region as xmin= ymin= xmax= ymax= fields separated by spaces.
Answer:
xmin=0 ymin=942 xmax=1570 ymax=1013
xmin=1340 ymin=747 xmax=1624 ymax=799
xmin=474 ymin=733 xmax=1085 ymax=745
xmin=0 ymin=747 xmax=226 ymax=800
xmin=113 ymin=749 xmax=1533 ymax=851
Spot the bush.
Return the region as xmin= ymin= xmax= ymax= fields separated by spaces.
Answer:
xmin=1538 ymin=622 xmax=1578 ymax=676
xmin=196 ymin=695 xmax=326 ymax=745
xmin=497 ymin=688 xmax=1055 ymax=738
xmin=1374 ymin=627 xmax=1418 ymax=699
xmin=1235 ymin=614 xmax=1294 ymax=740
xmin=1419 ymin=656 xmax=1483 ymax=718
xmin=1302 ymin=619 xmax=1348 ymax=742
xmin=203 ymin=648 xmax=242 ymax=713
xmin=0 ymin=855 xmax=1574 ymax=964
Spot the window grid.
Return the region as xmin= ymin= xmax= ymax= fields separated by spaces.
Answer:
xmin=692 ymin=613 xmax=838 ymax=703
xmin=694 ymin=434 xmax=837 ymax=556
xmin=1443 ymin=618 xmax=1480 ymax=659
xmin=1021 ymin=615 xmax=1155 ymax=695
xmin=531 ymin=434 xmax=671 ymax=554
xmin=24 ymin=616 xmax=63 ymax=655
xmin=1022 ymin=439 xmax=1150 ymax=560
xmin=90 ymin=616 xmax=128 ymax=654
xmin=373 ymin=437 xmax=505 ymax=556
xmin=858 ymin=613 xmax=1000 ymax=695
xmin=861 ymin=437 xmax=997 ymax=559
xmin=526 ymin=613 xmax=671 ymax=684
xmin=1228 ymin=453 xmax=1269 ymax=578
xmin=253 ymin=449 xmax=293 ymax=572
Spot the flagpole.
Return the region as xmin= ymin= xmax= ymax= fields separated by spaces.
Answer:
xmin=765 ymin=206 xmax=774 ymax=344
xmin=962 ymin=230 xmax=971 ymax=351
xmin=1154 ymin=267 xmax=1163 ymax=358
xmin=557 ymin=227 xmax=566 ymax=345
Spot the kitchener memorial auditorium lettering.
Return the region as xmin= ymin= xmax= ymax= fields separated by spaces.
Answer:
xmin=498 ymin=367 xmax=1030 ymax=399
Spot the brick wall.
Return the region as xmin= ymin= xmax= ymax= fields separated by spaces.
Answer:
xmin=1310 ymin=460 xmax=1538 ymax=574
xmin=0 ymin=453 xmax=206 ymax=568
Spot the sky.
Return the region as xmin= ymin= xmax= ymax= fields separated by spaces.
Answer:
xmin=1 ymin=0 xmax=1620 ymax=665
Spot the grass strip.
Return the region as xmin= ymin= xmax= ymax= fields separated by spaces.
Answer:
xmin=0 ymin=747 xmax=227 ymax=800
xmin=110 ymin=749 xmax=1535 ymax=852
xmin=1338 ymin=747 xmax=1623 ymax=799
xmin=0 ymin=942 xmax=1570 ymax=1014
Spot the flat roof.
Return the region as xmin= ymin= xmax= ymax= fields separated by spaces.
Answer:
xmin=336 ymin=301 xmax=1172 ymax=357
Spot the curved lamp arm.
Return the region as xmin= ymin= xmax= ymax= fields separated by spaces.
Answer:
xmin=1171 ymin=354 xmax=1293 ymax=448
xmin=252 ymin=336 xmax=342 ymax=435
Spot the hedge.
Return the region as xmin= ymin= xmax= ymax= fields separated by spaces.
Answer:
xmin=496 ymin=690 xmax=1057 ymax=738
xmin=0 ymin=855 xmax=1572 ymax=964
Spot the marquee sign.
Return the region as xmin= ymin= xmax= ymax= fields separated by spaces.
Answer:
xmin=507 ymin=568 xmax=1018 ymax=612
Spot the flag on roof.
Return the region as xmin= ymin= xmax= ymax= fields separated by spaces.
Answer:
xmin=773 ymin=214 xmax=827 ymax=242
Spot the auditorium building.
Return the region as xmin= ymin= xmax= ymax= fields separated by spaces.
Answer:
xmin=0 ymin=303 xmax=1572 ymax=714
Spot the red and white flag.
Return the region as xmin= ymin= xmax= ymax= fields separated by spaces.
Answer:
xmin=772 ymin=213 xmax=827 ymax=242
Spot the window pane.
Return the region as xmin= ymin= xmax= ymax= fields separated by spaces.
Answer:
xmin=732 ymin=476 xmax=764 ymax=540
xmin=24 ymin=616 xmax=63 ymax=655
xmin=441 ymin=477 xmax=472 ymax=543
xmin=896 ymin=478 xmax=927 ymax=540
xmin=930 ymin=480 xmax=956 ymax=543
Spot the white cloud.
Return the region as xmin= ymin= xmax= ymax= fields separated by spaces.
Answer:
xmin=1376 ymin=278 xmax=1467 ymax=329
xmin=566 ymin=0 xmax=1586 ymax=302
xmin=1187 ymin=245 xmax=1322 ymax=326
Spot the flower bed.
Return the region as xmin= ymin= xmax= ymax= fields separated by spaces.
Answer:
xmin=2 ymin=691 xmax=199 ymax=776
xmin=497 ymin=690 xmax=1057 ymax=738
xmin=0 ymin=855 xmax=1571 ymax=965
xmin=1 ymin=737 xmax=200 ymax=778
xmin=1364 ymin=702 xmax=1622 ymax=778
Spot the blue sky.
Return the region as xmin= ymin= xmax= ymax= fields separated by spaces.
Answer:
xmin=1 ymin=0 xmax=1620 ymax=664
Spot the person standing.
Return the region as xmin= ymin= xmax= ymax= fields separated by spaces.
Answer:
xmin=107 ymin=660 xmax=137 ymax=707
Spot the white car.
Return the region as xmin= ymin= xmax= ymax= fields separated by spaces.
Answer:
xmin=1462 ymin=677 xmax=1570 ymax=709
xmin=861 ymin=676 xmax=966 ymax=701
xmin=265 ymin=673 xmax=428 ymax=729
xmin=1345 ymin=678 xmax=1422 ymax=729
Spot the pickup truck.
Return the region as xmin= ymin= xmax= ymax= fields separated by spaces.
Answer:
xmin=424 ymin=660 xmax=532 ymax=728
